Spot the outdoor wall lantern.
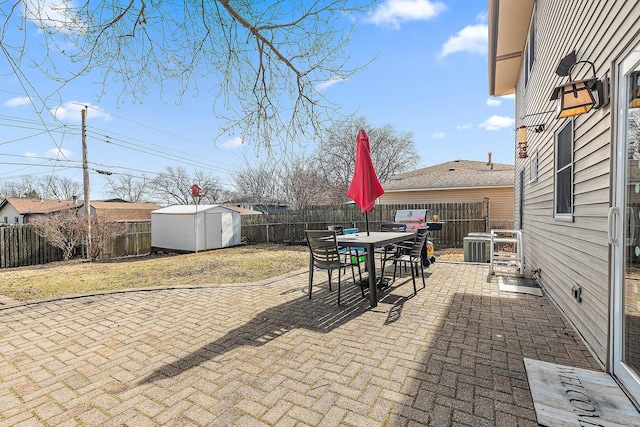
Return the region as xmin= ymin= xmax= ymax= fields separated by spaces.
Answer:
xmin=550 ymin=51 xmax=609 ymax=119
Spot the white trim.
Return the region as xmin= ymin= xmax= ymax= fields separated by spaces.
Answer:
xmin=611 ymin=40 xmax=640 ymax=401
xmin=529 ymin=150 xmax=539 ymax=183
xmin=554 ymin=121 xmax=574 ymax=219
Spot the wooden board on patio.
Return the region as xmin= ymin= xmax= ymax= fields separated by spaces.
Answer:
xmin=524 ymin=358 xmax=639 ymax=426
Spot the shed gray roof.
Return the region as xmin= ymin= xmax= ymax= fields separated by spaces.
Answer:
xmin=384 ymin=160 xmax=514 ymax=192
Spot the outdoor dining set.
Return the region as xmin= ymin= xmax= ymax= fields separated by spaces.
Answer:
xmin=315 ymin=128 xmax=439 ymax=307
xmin=305 ymin=224 xmax=431 ymax=307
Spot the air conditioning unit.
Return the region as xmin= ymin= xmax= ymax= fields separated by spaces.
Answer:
xmin=464 ymin=235 xmax=491 ymax=263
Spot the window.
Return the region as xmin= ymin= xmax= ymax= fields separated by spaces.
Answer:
xmin=14 ymin=216 xmax=19 ymax=224
xmin=555 ymin=122 xmax=573 ymax=217
xmin=524 ymin=9 xmax=536 ymax=85
xmin=530 ymin=150 xmax=538 ymax=183
xmin=3 ymin=217 xmax=7 ymax=224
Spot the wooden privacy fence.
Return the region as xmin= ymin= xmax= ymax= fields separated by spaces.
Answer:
xmin=0 ymin=225 xmax=63 ymax=268
xmin=99 ymin=222 xmax=152 ymax=260
xmin=0 ymin=222 xmax=153 ymax=269
xmin=241 ymin=202 xmax=490 ymax=247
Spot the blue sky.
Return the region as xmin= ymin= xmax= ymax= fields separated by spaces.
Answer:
xmin=0 ymin=0 xmax=515 ymax=200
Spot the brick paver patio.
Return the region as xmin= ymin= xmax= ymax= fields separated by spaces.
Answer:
xmin=0 ymin=261 xmax=601 ymax=426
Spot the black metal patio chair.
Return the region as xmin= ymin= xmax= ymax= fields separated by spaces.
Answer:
xmin=390 ymin=227 xmax=429 ymax=295
xmin=305 ymin=230 xmax=365 ymax=305
xmin=375 ymin=223 xmax=408 ymax=284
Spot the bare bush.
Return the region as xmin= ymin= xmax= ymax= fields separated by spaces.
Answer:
xmin=89 ymin=215 xmax=128 ymax=260
xmin=32 ymin=210 xmax=86 ymax=261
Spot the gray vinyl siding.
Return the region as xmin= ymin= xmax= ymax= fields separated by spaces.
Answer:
xmin=512 ymin=0 xmax=640 ymax=364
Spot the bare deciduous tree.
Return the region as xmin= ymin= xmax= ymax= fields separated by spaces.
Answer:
xmin=230 ymin=159 xmax=280 ymax=210
xmin=0 ymin=175 xmax=81 ymax=200
xmin=3 ymin=1 xmax=374 ymax=150
xmin=104 ymin=174 xmax=151 ymax=203
xmin=149 ymin=166 xmax=224 ymax=205
xmin=0 ymin=176 xmax=40 ymax=199
xmin=278 ymin=156 xmax=333 ymax=209
xmin=314 ymin=117 xmax=420 ymax=201
xmin=40 ymin=175 xmax=81 ymax=200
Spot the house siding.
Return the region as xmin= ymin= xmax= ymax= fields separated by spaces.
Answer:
xmin=0 ymin=205 xmax=20 ymax=225
xmin=379 ymin=187 xmax=514 ymax=229
xmin=512 ymin=0 xmax=640 ymax=365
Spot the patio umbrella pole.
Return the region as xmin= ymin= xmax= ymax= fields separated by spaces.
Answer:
xmin=365 ymin=212 xmax=370 ymax=236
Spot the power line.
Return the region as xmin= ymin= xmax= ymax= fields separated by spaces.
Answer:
xmin=85 ymin=126 xmax=237 ymax=174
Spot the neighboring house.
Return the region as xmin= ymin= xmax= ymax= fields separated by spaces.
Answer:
xmin=379 ymin=158 xmax=515 ymax=230
xmin=78 ymin=201 xmax=161 ymax=222
xmin=221 ymin=204 xmax=263 ymax=216
xmin=489 ymin=0 xmax=640 ymax=403
xmin=223 ymin=198 xmax=289 ymax=213
xmin=0 ymin=198 xmax=83 ymax=225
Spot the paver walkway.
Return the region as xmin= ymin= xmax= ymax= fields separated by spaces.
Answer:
xmin=0 ymin=261 xmax=601 ymax=426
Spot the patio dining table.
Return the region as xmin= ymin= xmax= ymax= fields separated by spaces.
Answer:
xmin=335 ymin=231 xmax=415 ymax=307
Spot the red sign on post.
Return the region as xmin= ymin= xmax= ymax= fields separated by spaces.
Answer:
xmin=191 ymin=184 xmax=201 ymax=197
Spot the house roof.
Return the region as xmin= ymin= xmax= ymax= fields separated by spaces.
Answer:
xmin=220 ymin=204 xmax=262 ymax=215
xmin=488 ymin=0 xmax=535 ymax=96
xmin=89 ymin=201 xmax=161 ymax=222
xmin=1 ymin=198 xmax=83 ymax=214
xmin=383 ymin=160 xmax=514 ymax=192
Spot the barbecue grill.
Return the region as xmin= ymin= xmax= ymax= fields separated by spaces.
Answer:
xmin=394 ymin=209 xmax=442 ymax=266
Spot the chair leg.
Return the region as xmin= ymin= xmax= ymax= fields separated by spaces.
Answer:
xmin=327 ymin=270 xmax=332 ymax=291
xmin=351 ymin=262 xmax=364 ymax=298
xmin=308 ymin=267 xmax=314 ymax=299
xmin=355 ymin=257 xmax=363 ymax=282
xmin=420 ymin=263 xmax=426 ymax=290
xmin=392 ymin=260 xmax=398 ymax=282
xmin=410 ymin=262 xmax=417 ymax=295
xmin=337 ymin=267 xmax=342 ymax=305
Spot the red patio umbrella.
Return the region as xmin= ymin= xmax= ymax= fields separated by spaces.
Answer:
xmin=347 ymin=129 xmax=384 ymax=235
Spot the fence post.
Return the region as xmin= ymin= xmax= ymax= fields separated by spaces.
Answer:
xmin=483 ymin=197 xmax=490 ymax=232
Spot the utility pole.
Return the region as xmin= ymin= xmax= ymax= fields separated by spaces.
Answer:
xmin=81 ymin=106 xmax=91 ymax=261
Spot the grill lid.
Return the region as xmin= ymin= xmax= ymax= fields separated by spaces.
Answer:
xmin=394 ymin=209 xmax=428 ymax=232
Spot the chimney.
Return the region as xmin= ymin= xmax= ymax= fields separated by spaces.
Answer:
xmin=72 ymin=195 xmax=77 ymax=206
xmin=487 ymin=152 xmax=494 ymax=169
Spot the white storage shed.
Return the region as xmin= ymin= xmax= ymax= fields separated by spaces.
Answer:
xmin=151 ymin=205 xmax=241 ymax=252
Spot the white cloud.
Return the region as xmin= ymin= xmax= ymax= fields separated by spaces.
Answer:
xmin=479 ymin=115 xmax=514 ymax=131
xmin=316 ymin=76 xmax=347 ymax=91
xmin=24 ymin=0 xmax=86 ymax=34
xmin=3 ymin=96 xmax=31 ymax=107
xmin=486 ymin=98 xmax=501 ymax=107
xmin=219 ymin=136 xmax=244 ymax=149
xmin=50 ymin=102 xmax=111 ymax=122
xmin=46 ymin=147 xmax=73 ymax=159
xmin=439 ymin=24 xmax=488 ymax=57
xmin=432 ymin=132 xmax=445 ymax=139
xmin=368 ymin=0 xmax=446 ymax=29
xmin=24 ymin=151 xmax=38 ymax=158
xmin=457 ymin=123 xmax=473 ymax=130
xmin=501 ymin=94 xmax=515 ymax=101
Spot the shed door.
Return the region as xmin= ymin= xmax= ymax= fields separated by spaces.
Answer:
xmin=611 ymin=44 xmax=640 ymax=400
xmin=205 ymin=213 xmax=222 ymax=249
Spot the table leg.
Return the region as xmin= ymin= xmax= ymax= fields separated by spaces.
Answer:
xmin=367 ymin=243 xmax=377 ymax=307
